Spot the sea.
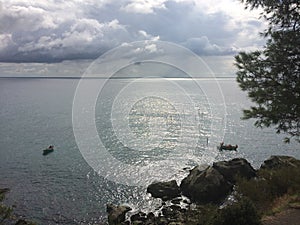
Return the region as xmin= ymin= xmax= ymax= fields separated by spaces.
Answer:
xmin=0 ymin=76 xmax=299 ymax=224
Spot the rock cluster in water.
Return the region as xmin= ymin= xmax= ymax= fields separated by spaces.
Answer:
xmin=107 ymin=155 xmax=300 ymax=225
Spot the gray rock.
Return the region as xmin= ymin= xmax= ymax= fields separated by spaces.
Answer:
xmin=131 ymin=212 xmax=147 ymax=222
xmin=170 ymin=205 xmax=181 ymax=211
xmin=213 ymin=158 xmax=256 ymax=183
xmin=162 ymin=207 xmax=176 ymax=218
xmin=180 ymin=166 xmax=232 ymax=204
xmin=182 ymin=199 xmax=190 ymax=204
xmin=260 ymin=155 xmax=300 ymax=170
xmin=131 ymin=221 xmax=143 ymax=225
xmin=107 ymin=204 xmax=131 ymax=225
xmin=15 ymin=220 xmax=29 ymax=225
xmin=171 ymin=197 xmax=182 ymax=205
xmin=0 ymin=188 xmax=9 ymax=195
xmin=157 ymin=217 xmax=168 ymax=225
xmin=147 ymin=212 xmax=155 ymax=219
xmin=168 ymin=223 xmax=185 ymax=225
xmin=121 ymin=221 xmax=130 ymax=225
xmin=147 ymin=180 xmax=181 ymax=201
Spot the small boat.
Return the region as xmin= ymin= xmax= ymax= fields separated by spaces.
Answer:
xmin=43 ymin=145 xmax=54 ymax=155
xmin=218 ymin=142 xmax=238 ymax=151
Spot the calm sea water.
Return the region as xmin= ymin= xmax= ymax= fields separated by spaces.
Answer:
xmin=0 ymin=77 xmax=299 ymax=224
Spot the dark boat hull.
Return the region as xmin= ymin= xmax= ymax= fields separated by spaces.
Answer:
xmin=218 ymin=145 xmax=238 ymax=151
xmin=43 ymin=149 xmax=54 ymax=155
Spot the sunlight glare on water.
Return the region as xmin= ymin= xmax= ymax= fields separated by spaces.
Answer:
xmin=0 ymin=76 xmax=299 ymax=224
xmin=95 ymin=77 xmax=216 ymax=185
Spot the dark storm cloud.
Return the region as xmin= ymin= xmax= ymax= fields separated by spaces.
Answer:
xmin=0 ymin=0 xmax=265 ymax=62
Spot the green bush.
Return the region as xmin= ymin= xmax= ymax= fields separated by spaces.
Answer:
xmin=236 ymin=176 xmax=273 ymax=211
xmin=212 ymin=198 xmax=261 ymax=225
xmin=182 ymin=204 xmax=218 ymax=225
xmin=236 ymin=166 xmax=300 ymax=212
xmin=262 ymin=167 xmax=300 ymax=196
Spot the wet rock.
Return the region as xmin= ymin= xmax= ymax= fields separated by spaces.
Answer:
xmin=260 ymin=155 xmax=300 ymax=170
xmin=147 ymin=180 xmax=181 ymax=201
xmin=107 ymin=204 xmax=131 ymax=225
xmin=182 ymin=167 xmax=191 ymax=171
xmin=162 ymin=207 xmax=175 ymax=218
xmin=213 ymin=158 xmax=256 ymax=183
xmin=131 ymin=221 xmax=143 ymax=225
xmin=15 ymin=220 xmax=29 ymax=225
xmin=161 ymin=205 xmax=183 ymax=221
xmin=130 ymin=212 xmax=147 ymax=222
xmin=170 ymin=205 xmax=181 ymax=211
xmin=171 ymin=198 xmax=182 ymax=205
xmin=0 ymin=188 xmax=9 ymax=195
xmin=147 ymin=212 xmax=155 ymax=220
xmin=182 ymin=199 xmax=190 ymax=204
xmin=157 ymin=217 xmax=168 ymax=225
xmin=180 ymin=166 xmax=232 ymax=204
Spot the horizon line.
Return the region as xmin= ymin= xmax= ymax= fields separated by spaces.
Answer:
xmin=0 ymin=76 xmax=236 ymax=79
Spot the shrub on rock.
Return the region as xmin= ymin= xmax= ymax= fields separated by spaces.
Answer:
xmin=212 ymin=197 xmax=261 ymax=225
xmin=260 ymin=155 xmax=300 ymax=170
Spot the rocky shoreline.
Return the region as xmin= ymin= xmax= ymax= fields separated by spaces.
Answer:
xmin=0 ymin=188 xmax=34 ymax=225
xmin=1 ymin=155 xmax=299 ymax=225
xmin=107 ymin=155 xmax=300 ymax=225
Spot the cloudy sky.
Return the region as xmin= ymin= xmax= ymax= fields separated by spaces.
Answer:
xmin=0 ymin=0 xmax=265 ymax=75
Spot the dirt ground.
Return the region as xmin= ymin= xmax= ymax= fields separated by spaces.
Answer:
xmin=262 ymin=208 xmax=300 ymax=225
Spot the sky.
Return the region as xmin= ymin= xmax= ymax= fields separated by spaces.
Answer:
xmin=0 ymin=0 xmax=266 ymax=76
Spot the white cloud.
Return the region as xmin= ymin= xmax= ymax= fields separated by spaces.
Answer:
xmin=138 ymin=30 xmax=160 ymax=41
xmin=0 ymin=0 xmax=265 ymax=62
xmin=17 ymin=18 xmax=127 ymax=54
xmin=145 ymin=43 xmax=158 ymax=53
xmin=139 ymin=30 xmax=148 ymax=37
xmin=193 ymin=0 xmax=261 ymax=19
xmin=122 ymin=0 xmax=167 ymax=14
xmin=0 ymin=4 xmax=58 ymax=32
xmin=183 ymin=37 xmax=234 ymax=55
xmin=133 ymin=43 xmax=162 ymax=54
xmin=0 ymin=34 xmax=13 ymax=51
xmin=107 ymin=19 xmax=125 ymax=30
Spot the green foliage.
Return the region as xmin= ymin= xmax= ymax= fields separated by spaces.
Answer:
xmin=211 ymin=198 xmax=261 ymax=225
xmin=237 ymin=175 xmax=274 ymax=211
xmin=236 ymin=0 xmax=300 ymax=142
xmin=236 ymin=166 xmax=300 ymax=213
xmin=0 ymin=205 xmax=12 ymax=225
xmin=0 ymin=190 xmax=36 ymax=225
xmin=181 ymin=201 xmax=261 ymax=225
xmin=240 ymin=0 xmax=300 ymax=33
xmin=0 ymin=193 xmax=12 ymax=225
xmin=182 ymin=204 xmax=219 ymax=225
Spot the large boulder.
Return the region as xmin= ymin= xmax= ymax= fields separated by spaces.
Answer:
xmin=213 ymin=158 xmax=256 ymax=183
xmin=147 ymin=180 xmax=181 ymax=201
xmin=260 ymin=155 xmax=300 ymax=170
xmin=107 ymin=204 xmax=131 ymax=225
xmin=180 ymin=166 xmax=232 ymax=204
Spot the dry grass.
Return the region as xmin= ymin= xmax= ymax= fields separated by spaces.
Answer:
xmin=267 ymin=193 xmax=300 ymax=216
xmin=236 ymin=166 xmax=300 ymax=216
